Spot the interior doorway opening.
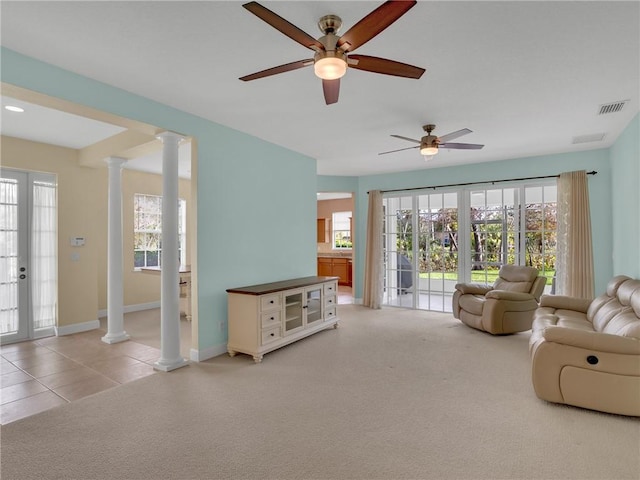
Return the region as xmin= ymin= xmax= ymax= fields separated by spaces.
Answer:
xmin=317 ymin=192 xmax=354 ymax=305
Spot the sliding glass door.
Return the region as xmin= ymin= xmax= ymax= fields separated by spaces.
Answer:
xmin=382 ymin=182 xmax=556 ymax=312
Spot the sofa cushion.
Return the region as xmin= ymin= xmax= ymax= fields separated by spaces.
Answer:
xmin=600 ymin=290 xmax=640 ymax=338
xmin=590 ymin=279 xmax=640 ymax=333
xmin=458 ymin=294 xmax=485 ymax=316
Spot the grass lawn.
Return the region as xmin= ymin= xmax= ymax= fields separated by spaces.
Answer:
xmin=420 ymin=270 xmax=555 ymax=285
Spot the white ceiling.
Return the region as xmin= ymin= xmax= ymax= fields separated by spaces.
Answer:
xmin=1 ymin=1 xmax=638 ymax=177
xmin=1 ymin=95 xmax=193 ymax=178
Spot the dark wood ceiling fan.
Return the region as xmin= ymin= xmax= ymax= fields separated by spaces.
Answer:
xmin=239 ymin=1 xmax=425 ymax=105
xmin=379 ymin=124 xmax=485 ymax=157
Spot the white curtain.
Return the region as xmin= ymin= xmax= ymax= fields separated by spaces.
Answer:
xmin=556 ymin=170 xmax=594 ymax=299
xmin=31 ymin=181 xmax=57 ymax=329
xmin=363 ymin=190 xmax=383 ymax=309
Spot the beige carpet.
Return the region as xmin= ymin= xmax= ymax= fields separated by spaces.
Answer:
xmin=2 ymin=305 xmax=639 ymax=480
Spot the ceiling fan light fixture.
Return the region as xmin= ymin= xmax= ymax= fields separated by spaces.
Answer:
xmin=314 ymin=51 xmax=347 ymax=80
xmin=420 ymin=145 xmax=438 ymax=156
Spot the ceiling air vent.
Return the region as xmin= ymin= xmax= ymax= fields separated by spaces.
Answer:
xmin=598 ymin=100 xmax=628 ymax=115
xmin=572 ymin=133 xmax=606 ymax=144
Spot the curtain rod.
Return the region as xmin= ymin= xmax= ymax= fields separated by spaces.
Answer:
xmin=370 ymin=171 xmax=598 ymax=194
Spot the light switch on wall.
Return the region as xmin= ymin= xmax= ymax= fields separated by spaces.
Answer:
xmin=70 ymin=237 xmax=85 ymax=247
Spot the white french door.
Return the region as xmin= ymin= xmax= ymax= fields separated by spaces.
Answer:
xmin=382 ymin=191 xmax=459 ymax=312
xmin=0 ymin=169 xmax=57 ymax=344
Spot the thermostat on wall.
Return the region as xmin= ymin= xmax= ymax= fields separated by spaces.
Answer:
xmin=70 ymin=237 xmax=85 ymax=247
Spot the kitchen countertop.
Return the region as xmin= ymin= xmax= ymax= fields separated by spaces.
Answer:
xmin=318 ymin=253 xmax=353 ymax=259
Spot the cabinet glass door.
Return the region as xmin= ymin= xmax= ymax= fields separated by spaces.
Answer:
xmin=305 ymin=287 xmax=322 ymax=325
xmin=284 ymin=290 xmax=303 ymax=334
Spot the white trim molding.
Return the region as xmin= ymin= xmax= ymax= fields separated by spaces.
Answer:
xmin=55 ymin=319 xmax=100 ymax=337
xmin=190 ymin=344 xmax=228 ymax=362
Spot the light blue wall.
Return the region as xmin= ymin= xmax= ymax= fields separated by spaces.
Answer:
xmin=610 ymin=114 xmax=640 ymax=278
xmin=340 ymin=149 xmax=613 ymax=298
xmin=1 ymin=48 xmax=317 ymax=354
xmin=317 ymin=175 xmax=358 ymax=193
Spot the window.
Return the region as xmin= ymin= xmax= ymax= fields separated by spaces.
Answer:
xmin=134 ymin=194 xmax=186 ymax=268
xmin=332 ymin=211 xmax=352 ymax=249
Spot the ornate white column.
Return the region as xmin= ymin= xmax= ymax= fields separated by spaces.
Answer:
xmin=154 ymin=132 xmax=188 ymax=372
xmin=102 ymin=157 xmax=130 ymax=344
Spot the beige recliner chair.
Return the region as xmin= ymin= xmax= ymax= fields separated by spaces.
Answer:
xmin=452 ymin=265 xmax=546 ymax=334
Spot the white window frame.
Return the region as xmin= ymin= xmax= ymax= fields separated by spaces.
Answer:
xmin=134 ymin=193 xmax=186 ymax=269
xmin=332 ymin=211 xmax=352 ymax=250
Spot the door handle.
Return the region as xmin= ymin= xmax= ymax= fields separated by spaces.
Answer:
xmin=19 ymin=274 xmax=26 ymax=280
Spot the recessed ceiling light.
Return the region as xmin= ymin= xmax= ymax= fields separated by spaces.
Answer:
xmin=4 ymin=105 xmax=25 ymax=113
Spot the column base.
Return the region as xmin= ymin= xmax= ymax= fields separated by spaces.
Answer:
xmin=153 ymin=357 xmax=189 ymax=372
xmin=101 ymin=332 xmax=130 ymax=344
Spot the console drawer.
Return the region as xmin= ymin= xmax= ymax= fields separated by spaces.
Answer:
xmin=261 ymin=326 xmax=282 ymax=345
xmin=260 ymin=294 xmax=281 ymax=311
xmin=261 ymin=311 xmax=281 ymax=328
xmin=323 ymin=282 xmax=338 ymax=296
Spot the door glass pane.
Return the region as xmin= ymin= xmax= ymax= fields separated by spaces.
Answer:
xmin=416 ymin=193 xmax=458 ymax=312
xmin=383 ymin=196 xmax=414 ymax=308
xmin=470 ymin=188 xmax=518 ymax=285
xmin=0 ymin=179 xmax=19 ymax=335
xmin=525 ymin=185 xmax=557 ymax=293
xmin=306 ymin=288 xmax=322 ymax=323
xmin=284 ymin=291 xmax=303 ymax=333
xmin=31 ymin=181 xmax=57 ymax=330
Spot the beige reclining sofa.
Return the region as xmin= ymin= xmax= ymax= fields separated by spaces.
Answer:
xmin=530 ymin=275 xmax=640 ymax=416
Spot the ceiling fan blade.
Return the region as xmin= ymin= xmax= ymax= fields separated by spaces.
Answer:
xmin=323 ymin=79 xmax=340 ymax=105
xmin=439 ymin=142 xmax=484 ymax=150
xmin=239 ymin=59 xmax=313 ymax=81
xmin=379 ymin=145 xmax=420 ymax=155
xmin=391 ymin=134 xmax=421 ymax=144
xmin=437 ymin=128 xmax=472 ymax=143
xmin=243 ymin=2 xmax=325 ymax=51
xmin=337 ymin=0 xmax=417 ymax=52
xmin=348 ymin=55 xmax=425 ymax=79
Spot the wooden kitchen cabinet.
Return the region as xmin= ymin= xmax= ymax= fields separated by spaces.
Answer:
xmin=317 ymin=257 xmax=332 ymax=276
xmin=317 ymin=257 xmax=351 ymax=286
xmin=317 ymin=218 xmax=330 ymax=243
xmin=332 ymin=258 xmax=348 ymax=285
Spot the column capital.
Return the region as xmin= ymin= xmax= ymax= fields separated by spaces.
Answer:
xmin=156 ymin=131 xmax=185 ymax=143
xmin=104 ymin=156 xmax=127 ymax=167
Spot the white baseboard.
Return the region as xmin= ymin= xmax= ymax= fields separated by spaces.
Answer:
xmin=190 ymin=344 xmax=228 ymax=362
xmin=55 ymin=319 xmax=101 ymax=337
xmin=98 ymin=301 xmax=161 ymax=318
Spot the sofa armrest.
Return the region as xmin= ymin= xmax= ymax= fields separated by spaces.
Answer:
xmin=485 ymin=290 xmax=534 ymax=301
xmin=454 ymin=283 xmax=492 ymax=295
xmin=539 ymin=295 xmax=592 ymax=313
xmin=543 ymin=326 xmax=640 ymax=355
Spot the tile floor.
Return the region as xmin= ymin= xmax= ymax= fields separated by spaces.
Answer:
xmin=0 ymin=331 xmax=161 ymax=425
xmin=337 ymin=285 xmax=353 ymax=304
xmin=1 ymin=288 xmax=353 ymax=425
